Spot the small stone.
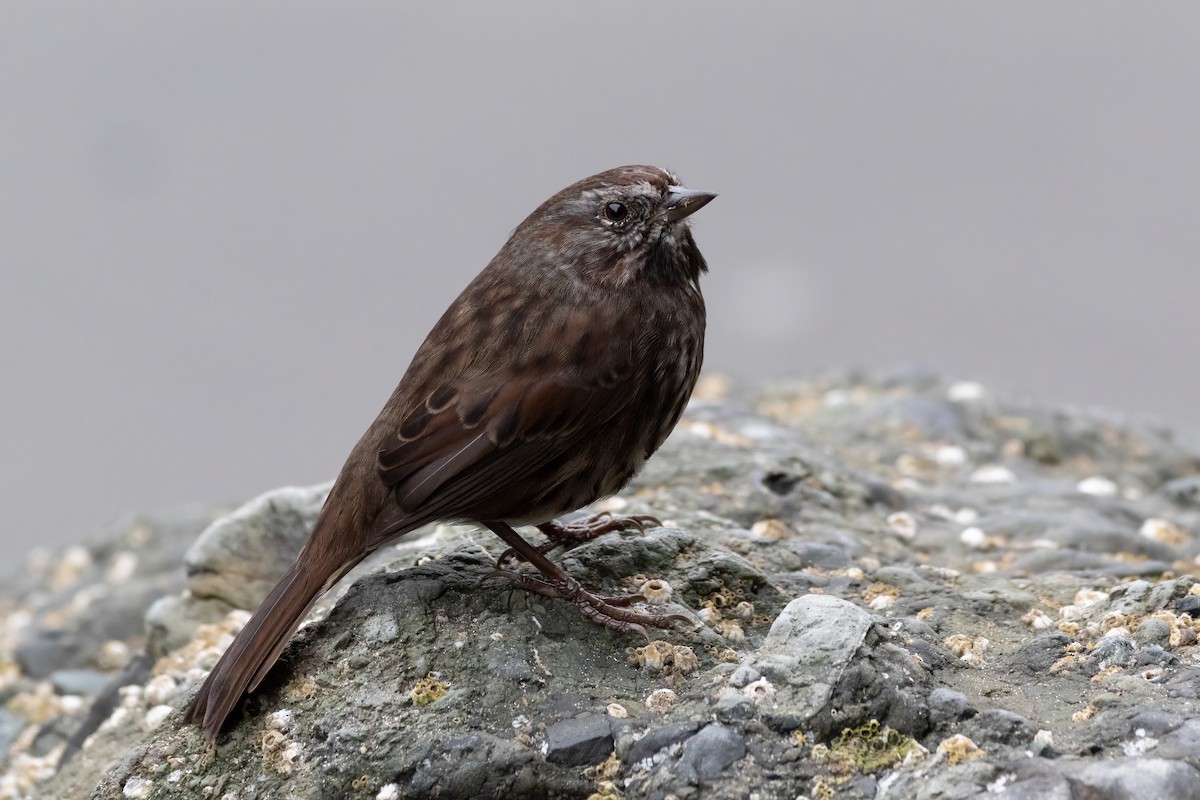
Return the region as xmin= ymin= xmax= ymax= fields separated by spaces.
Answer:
xmin=1140 ymin=518 xmax=1188 ymax=545
xmin=544 ymin=714 xmax=613 ymax=766
xmin=143 ymin=674 xmax=179 ymax=706
xmin=362 ymin=612 xmax=399 ymax=644
xmin=789 ymin=542 xmax=851 ymax=569
xmin=1069 ymin=758 xmax=1200 ymax=798
xmin=1159 ymin=476 xmax=1200 ymax=508
xmin=1154 ymin=719 xmax=1200 ymax=760
xmin=626 ymin=721 xmax=702 ymax=764
xmin=123 ymin=776 xmax=153 ymax=798
xmin=970 ymin=709 xmax=1035 ymax=746
xmin=751 ymin=519 xmax=791 ymax=540
xmin=928 ymin=688 xmax=972 ymax=726
xmin=1076 ymin=476 xmax=1118 ymax=497
xmin=143 ymin=704 xmax=174 ymax=730
xmin=678 ymin=724 xmax=747 ymax=780
xmin=933 ymin=445 xmax=967 ymax=467
xmin=606 ymin=703 xmax=628 ymax=719
xmin=376 ymin=785 xmax=401 ymax=800
xmin=1175 ymin=595 xmax=1200 ymax=614
xmin=49 ymin=669 xmax=110 ymax=697
xmin=1135 ymin=618 xmax=1173 ymax=649
xmin=959 ymin=527 xmax=987 ymax=548
xmin=0 ymin=710 xmax=24 ymax=759
xmin=887 ymin=512 xmax=918 ymax=539
xmin=714 ymin=687 xmax=755 ymax=721
xmin=1008 ymin=634 xmax=1071 ymax=674
xmin=970 ymin=465 xmax=1017 ymax=484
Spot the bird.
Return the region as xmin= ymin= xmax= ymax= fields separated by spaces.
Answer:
xmin=184 ymin=165 xmax=716 ymax=743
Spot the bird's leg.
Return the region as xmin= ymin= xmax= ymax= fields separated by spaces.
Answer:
xmin=482 ymin=520 xmax=689 ymax=638
xmin=494 ymin=511 xmax=660 ymax=568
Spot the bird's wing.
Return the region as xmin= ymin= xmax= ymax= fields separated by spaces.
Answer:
xmin=375 ymin=365 xmax=635 ymax=526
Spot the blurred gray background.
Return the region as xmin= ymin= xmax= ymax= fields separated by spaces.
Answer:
xmin=2 ymin=3 xmax=1197 ymax=562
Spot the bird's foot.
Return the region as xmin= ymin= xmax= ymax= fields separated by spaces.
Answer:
xmin=489 ymin=569 xmax=689 ymax=640
xmin=495 ymin=512 xmax=660 ymax=568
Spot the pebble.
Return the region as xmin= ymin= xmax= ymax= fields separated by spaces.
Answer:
xmin=1135 ymin=619 xmax=1173 ymax=649
xmin=49 ymin=669 xmax=110 ymax=697
xmin=678 ymin=724 xmax=747 ymax=781
xmin=927 ymin=688 xmax=972 ymax=725
xmin=543 ymin=715 xmax=613 ymax=767
xmin=626 ymin=721 xmax=702 ymax=764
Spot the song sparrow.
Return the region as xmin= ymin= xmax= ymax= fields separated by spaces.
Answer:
xmin=185 ymin=165 xmax=715 ymax=743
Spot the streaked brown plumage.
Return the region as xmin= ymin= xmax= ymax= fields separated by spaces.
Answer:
xmin=184 ymin=165 xmax=715 ymax=743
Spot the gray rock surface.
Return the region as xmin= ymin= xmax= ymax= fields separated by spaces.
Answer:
xmin=3 ymin=373 xmax=1200 ymax=798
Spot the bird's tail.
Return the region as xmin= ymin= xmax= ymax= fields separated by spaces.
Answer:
xmin=183 ymin=534 xmax=364 ymax=743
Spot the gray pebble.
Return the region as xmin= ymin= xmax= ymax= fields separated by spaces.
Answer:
xmin=713 ymin=688 xmax=756 ymax=722
xmin=994 ymin=774 xmax=1075 ymax=800
xmin=1175 ymin=595 xmax=1200 ymax=614
xmin=1007 ymin=633 xmax=1071 ymax=674
xmin=1134 ymin=618 xmax=1172 ymax=649
xmin=1129 ymin=709 xmax=1185 ymax=736
xmin=49 ymin=669 xmax=111 ymax=697
xmin=928 ymin=688 xmax=972 ymax=726
xmin=1135 ymin=645 xmax=1178 ymax=667
xmin=787 ymin=542 xmax=850 ymax=569
xmin=16 ymin=629 xmax=74 ymax=679
xmin=1158 ymin=475 xmax=1200 ymax=508
xmin=1154 ymin=718 xmax=1200 ymax=760
xmin=1088 ymin=636 xmax=1136 ymax=670
xmin=971 ymin=709 xmax=1035 ymax=746
xmin=544 ymin=714 xmax=613 ymax=766
xmin=0 ymin=710 xmax=23 ymax=760
xmin=1069 ymin=757 xmax=1200 ymax=800
xmin=678 ymin=724 xmax=746 ymax=781
xmin=727 ymin=665 xmax=761 ymax=688
xmin=626 ymin=721 xmax=702 ymax=764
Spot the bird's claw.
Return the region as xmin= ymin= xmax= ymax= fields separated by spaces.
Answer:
xmin=489 ymin=570 xmax=686 ymax=637
xmin=494 ymin=512 xmax=662 ymax=568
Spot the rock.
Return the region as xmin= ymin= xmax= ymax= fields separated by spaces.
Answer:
xmin=625 ymin=721 xmax=702 ymax=763
xmin=1066 ymin=757 xmax=1200 ymax=800
xmin=544 ymin=714 xmax=613 ymax=766
xmin=1158 ymin=475 xmax=1200 ymax=508
xmin=967 ymin=709 xmax=1036 ymax=746
xmin=745 ymin=595 xmax=872 ymax=729
xmin=1154 ymin=718 xmax=1200 ymax=760
xmin=184 ymin=484 xmax=330 ymax=609
xmin=1128 ymin=709 xmax=1184 ymax=737
xmin=787 ymin=541 xmax=850 ymax=569
xmin=677 ymin=724 xmax=746 ymax=781
xmin=1007 ymin=634 xmax=1071 ymax=674
xmin=1134 ymin=618 xmax=1173 ymax=649
xmin=49 ymin=669 xmax=111 ymax=697
xmin=10 ymin=372 xmax=1200 ymax=799
xmin=0 ymin=710 xmax=23 ymax=760
xmin=928 ymin=688 xmax=973 ymax=726
xmin=1175 ymin=595 xmax=1200 ymax=614
xmin=15 ymin=628 xmax=74 ymax=679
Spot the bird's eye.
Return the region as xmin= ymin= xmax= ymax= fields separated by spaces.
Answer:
xmin=603 ymin=201 xmax=628 ymax=223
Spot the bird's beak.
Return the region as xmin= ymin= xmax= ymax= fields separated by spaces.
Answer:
xmin=658 ymin=185 xmax=717 ymax=223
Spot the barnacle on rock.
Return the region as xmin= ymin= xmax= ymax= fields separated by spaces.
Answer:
xmin=936 ymin=734 xmax=983 ymax=765
xmin=409 ymin=673 xmax=449 ymax=706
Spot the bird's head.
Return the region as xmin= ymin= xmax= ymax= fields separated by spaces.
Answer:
xmin=514 ymin=165 xmax=716 ymax=288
